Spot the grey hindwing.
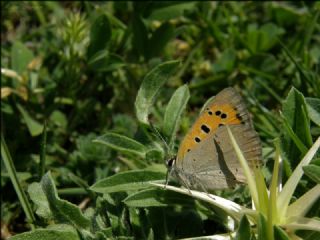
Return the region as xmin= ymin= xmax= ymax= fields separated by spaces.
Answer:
xmin=174 ymin=124 xmax=262 ymax=191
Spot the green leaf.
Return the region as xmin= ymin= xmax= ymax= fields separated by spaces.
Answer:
xmin=93 ymin=132 xmax=147 ymax=158
xmin=9 ymin=224 xmax=79 ymax=240
xmin=212 ymin=48 xmax=237 ymax=73
xmin=245 ymin=23 xmax=284 ymax=53
xmin=49 ymin=110 xmax=67 ymax=129
xmin=259 ymin=23 xmax=284 ymax=51
xmin=306 ymin=97 xmax=320 ymax=127
xmin=273 ymin=225 xmax=290 ymax=240
xmin=282 ymin=87 xmax=312 ymax=164
xmin=88 ymin=14 xmax=111 ymax=59
xmin=303 ymin=164 xmax=320 ymax=183
xmin=28 ymin=182 xmax=51 ymax=219
xmin=131 ymin=14 xmax=149 ymax=58
xmin=90 ymin=170 xmax=165 ymax=194
xmin=135 ymin=60 xmax=180 ymax=124
xmin=235 ymin=215 xmax=251 ymax=240
xmin=162 ymin=84 xmax=190 ymax=148
xmin=257 ymin=213 xmax=270 ymax=240
xmin=88 ymin=50 xmax=125 ymax=72
xmin=17 ymin=104 xmax=43 ymax=137
xmin=147 ymin=22 xmax=175 ymax=59
xmin=41 ymin=172 xmax=90 ymax=229
xmin=124 ymin=188 xmax=194 ymax=207
xmin=148 ymin=2 xmax=196 ymax=21
xmin=11 ymin=41 xmax=34 ymax=75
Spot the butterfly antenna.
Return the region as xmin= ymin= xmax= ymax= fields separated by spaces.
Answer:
xmin=149 ymin=122 xmax=171 ymax=156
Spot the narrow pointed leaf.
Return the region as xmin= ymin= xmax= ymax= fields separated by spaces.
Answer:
xmin=287 ymin=184 xmax=320 ymax=219
xmin=278 ymin=137 xmax=320 ymax=221
xmin=163 ymin=84 xmax=190 ymax=147
xmin=88 ymin=14 xmax=111 ymax=59
xmin=226 ymin=126 xmax=259 ymax=210
xmin=282 ymin=87 xmax=312 ymax=164
xmin=17 ymin=104 xmax=43 ymax=137
xmin=306 ymin=97 xmax=320 ymax=127
xmin=235 ymin=215 xmax=251 ymax=240
xmin=282 ymin=217 xmax=320 ymax=232
xmin=273 ymin=225 xmax=290 ymax=240
xmin=303 ymin=164 xmax=320 ymax=183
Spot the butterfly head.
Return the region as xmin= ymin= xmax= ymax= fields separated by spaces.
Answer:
xmin=166 ymin=156 xmax=176 ymax=169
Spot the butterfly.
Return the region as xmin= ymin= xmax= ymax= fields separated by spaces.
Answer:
xmin=166 ymin=87 xmax=262 ymax=192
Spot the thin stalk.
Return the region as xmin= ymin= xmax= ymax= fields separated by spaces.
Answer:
xmin=39 ymin=120 xmax=47 ymax=179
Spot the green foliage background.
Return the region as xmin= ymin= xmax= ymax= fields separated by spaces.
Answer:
xmin=1 ymin=2 xmax=319 ymax=239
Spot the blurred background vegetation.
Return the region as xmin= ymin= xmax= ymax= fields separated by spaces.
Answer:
xmin=1 ymin=2 xmax=319 ymax=239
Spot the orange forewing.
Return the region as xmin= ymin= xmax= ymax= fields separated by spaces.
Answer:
xmin=177 ymin=103 xmax=242 ymax=161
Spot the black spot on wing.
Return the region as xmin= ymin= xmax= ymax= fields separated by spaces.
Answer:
xmin=201 ymin=124 xmax=210 ymax=133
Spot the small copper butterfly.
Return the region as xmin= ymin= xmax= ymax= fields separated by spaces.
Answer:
xmin=166 ymin=87 xmax=262 ymax=191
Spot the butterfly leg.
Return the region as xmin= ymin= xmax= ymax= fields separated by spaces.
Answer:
xmin=176 ymin=171 xmax=193 ymax=195
xmin=164 ymin=167 xmax=174 ymax=189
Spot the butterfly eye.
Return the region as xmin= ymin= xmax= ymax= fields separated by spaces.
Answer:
xmin=166 ymin=157 xmax=176 ymax=168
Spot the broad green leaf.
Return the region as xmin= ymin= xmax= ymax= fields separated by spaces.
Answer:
xmin=212 ymin=48 xmax=237 ymax=73
xmin=135 ymin=60 xmax=180 ymax=124
xmin=41 ymin=172 xmax=90 ymax=229
xmin=259 ymin=23 xmax=284 ymax=51
xmin=88 ymin=14 xmax=111 ymax=59
xmin=11 ymin=41 xmax=34 ymax=75
xmin=148 ymin=2 xmax=196 ymax=21
xmin=303 ymin=165 xmax=320 ymax=183
xmin=93 ymin=132 xmax=147 ymax=158
xmin=235 ymin=215 xmax=251 ymax=240
xmin=49 ymin=110 xmax=67 ymax=129
xmin=9 ymin=224 xmax=79 ymax=240
xmin=17 ymin=104 xmax=43 ymax=136
xmin=306 ymin=97 xmax=320 ymax=127
xmin=90 ymin=170 xmax=165 ymax=194
xmin=123 ymin=188 xmax=194 ymax=207
xmin=245 ymin=23 xmax=284 ymax=53
xmin=88 ymin=50 xmax=125 ymax=72
xmin=163 ymin=84 xmax=190 ymax=148
xmin=147 ymin=22 xmax=175 ymax=59
xmin=28 ymin=182 xmax=51 ymax=219
xmin=273 ymin=225 xmax=290 ymax=240
xmin=145 ymin=148 xmax=164 ymax=162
